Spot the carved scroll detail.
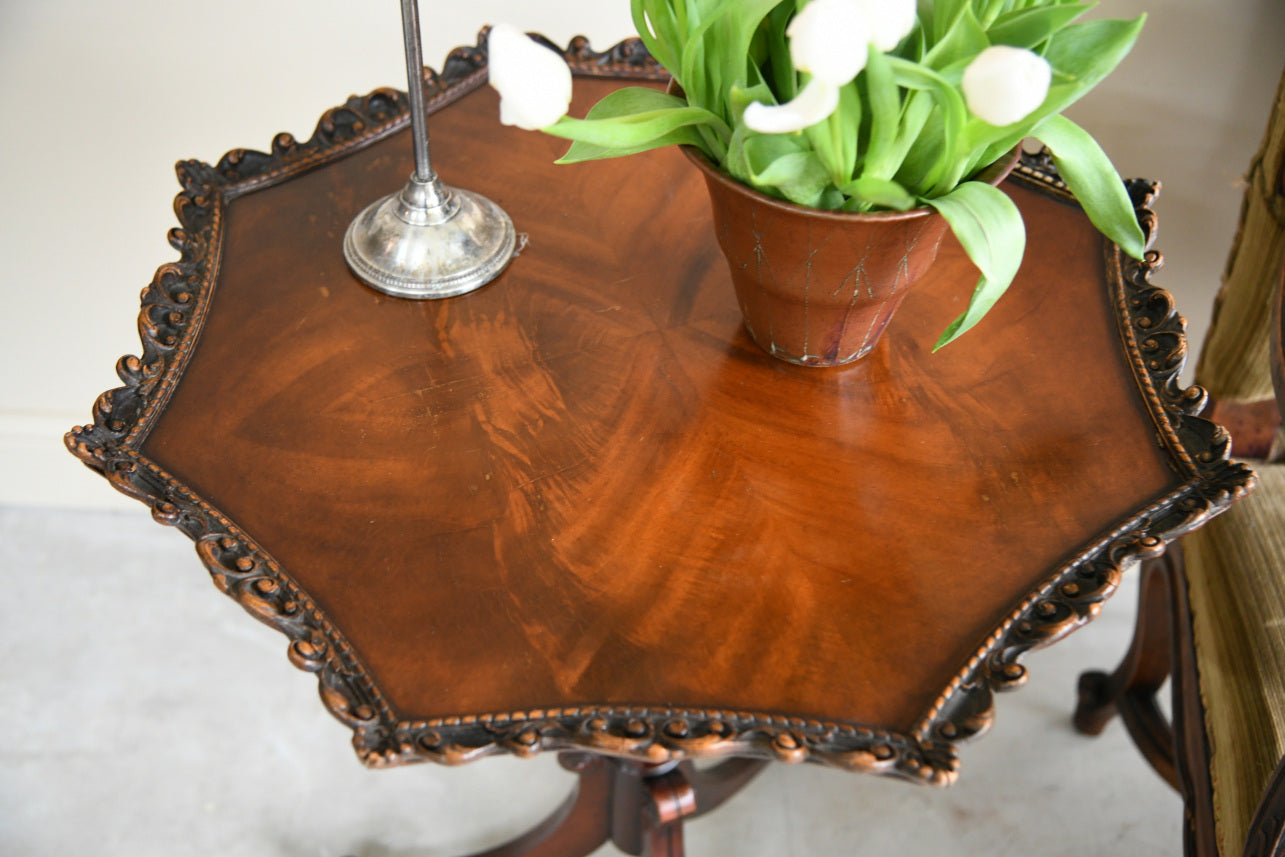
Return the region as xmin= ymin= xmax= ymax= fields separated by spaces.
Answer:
xmin=67 ymin=47 xmax=1255 ymax=787
xmin=921 ymin=158 xmax=1259 ymax=748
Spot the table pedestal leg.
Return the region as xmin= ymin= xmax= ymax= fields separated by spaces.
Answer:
xmin=462 ymin=753 xmax=768 ymax=857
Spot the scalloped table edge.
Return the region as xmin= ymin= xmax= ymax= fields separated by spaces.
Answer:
xmin=64 ymin=30 xmax=1256 ymax=787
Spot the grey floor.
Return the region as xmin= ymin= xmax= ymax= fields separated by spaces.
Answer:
xmin=3 ymin=504 xmax=1181 ymax=856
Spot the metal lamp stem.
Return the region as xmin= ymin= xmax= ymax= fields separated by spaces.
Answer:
xmin=342 ymin=1 xmax=516 ymax=299
xmin=400 ymin=0 xmax=433 ymax=184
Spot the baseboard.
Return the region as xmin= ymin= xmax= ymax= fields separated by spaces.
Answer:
xmin=1 ymin=412 xmax=136 ymax=511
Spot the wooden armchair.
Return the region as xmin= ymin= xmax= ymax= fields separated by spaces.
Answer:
xmin=1074 ymin=69 xmax=1285 ymax=857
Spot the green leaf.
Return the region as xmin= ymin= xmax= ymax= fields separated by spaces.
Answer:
xmin=735 ymin=133 xmax=833 ymax=207
xmin=893 ymin=90 xmax=934 ymax=156
xmin=679 ymin=0 xmax=782 ymax=123
xmin=924 ymin=181 xmax=1026 ymax=350
xmin=729 ymin=81 xmax=776 ymax=125
xmin=887 ymin=57 xmax=968 ymax=194
xmin=764 ymin=1 xmax=795 ymax=99
xmin=806 ymin=79 xmax=861 ymax=186
xmin=740 ymin=132 xmax=807 ymax=183
xmin=671 ymin=0 xmax=688 ymax=34
xmin=931 ymin=0 xmax=970 ymax=44
xmin=884 ymin=90 xmax=935 ymax=187
xmin=543 ymin=87 xmax=730 ymax=161
xmin=581 ymin=86 xmax=692 ymax=118
xmin=557 ymin=126 xmax=706 ymax=164
xmin=720 ymin=0 xmax=785 ymax=81
xmin=549 ymin=107 xmax=716 ymax=160
xmin=725 ymin=124 xmax=752 ymax=182
xmin=1043 ymin=16 xmax=1146 ymax=86
xmin=986 ymin=4 xmax=1095 ymax=49
xmin=1031 ymin=114 xmax=1146 ymax=259
xmin=752 ymin=151 xmax=832 ymax=208
xmin=861 ymin=46 xmax=902 ymax=180
xmin=974 ymin=0 xmax=1010 ymax=30
xmin=838 ymin=175 xmax=916 ymax=211
xmin=630 ymin=0 xmax=681 ymax=77
xmin=923 ymin=4 xmax=988 ymax=70
xmin=902 ymin=16 xmax=928 ymax=62
xmin=818 ymin=187 xmax=846 ymax=210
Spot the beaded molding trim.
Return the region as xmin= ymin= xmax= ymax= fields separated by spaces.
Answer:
xmin=67 ymin=35 xmax=1254 ymax=786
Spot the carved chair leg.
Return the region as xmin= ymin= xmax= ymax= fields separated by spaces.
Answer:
xmin=1074 ymin=556 xmax=1180 ymax=790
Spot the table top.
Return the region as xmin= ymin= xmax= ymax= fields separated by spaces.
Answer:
xmin=67 ymin=34 xmax=1253 ymax=786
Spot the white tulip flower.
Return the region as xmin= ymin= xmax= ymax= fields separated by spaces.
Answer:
xmin=848 ymin=0 xmax=916 ymax=52
xmin=961 ymin=45 xmax=1052 ymax=127
xmin=745 ymin=0 xmax=918 ymax=135
xmin=744 ymin=0 xmax=872 ymax=134
xmin=488 ymin=23 xmax=573 ymax=131
xmin=743 ymin=77 xmax=842 ymax=134
xmin=786 ymin=0 xmax=871 ymax=86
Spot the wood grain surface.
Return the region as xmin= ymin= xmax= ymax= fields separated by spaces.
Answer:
xmin=140 ymin=76 xmax=1178 ymax=735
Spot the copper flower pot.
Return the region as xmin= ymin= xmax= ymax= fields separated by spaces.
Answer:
xmin=683 ymin=147 xmax=1019 ymax=366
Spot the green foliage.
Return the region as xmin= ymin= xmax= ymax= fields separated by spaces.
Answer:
xmin=544 ymin=0 xmax=1145 ymax=348
xmin=550 ymin=87 xmax=725 ymax=163
xmin=924 ymin=180 xmax=1026 ymax=349
xmin=1032 ymin=114 xmax=1146 ymax=259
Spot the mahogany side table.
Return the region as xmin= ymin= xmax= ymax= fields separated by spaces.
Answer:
xmin=66 ymin=33 xmax=1254 ymax=857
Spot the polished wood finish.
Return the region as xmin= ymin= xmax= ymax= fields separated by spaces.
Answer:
xmin=1074 ymin=557 xmax=1178 ymax=789
xmin=66 ymin=34 xmax=1252 ymax=787
xmin=155 ymin=105 xmax=1168 ymax=735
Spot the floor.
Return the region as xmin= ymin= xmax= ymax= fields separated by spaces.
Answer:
xmin=2 ymin=504 xmax=1182 ymax=856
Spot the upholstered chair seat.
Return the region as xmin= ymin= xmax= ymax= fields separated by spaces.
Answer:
xmin=1186 ymin=462 xmax=1285 ymax=854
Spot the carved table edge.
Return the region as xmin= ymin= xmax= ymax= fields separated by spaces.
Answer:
xmin=920 ymin=163 xmax=1259 ymax=751
xmin=65 ymin=35 xmax=1255 ymax=788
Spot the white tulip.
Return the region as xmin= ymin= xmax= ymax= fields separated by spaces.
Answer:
xmin=743 ymin=77 xmax=841 ymax=134
xmin=748 ymin=0 xmax=918 ymax=135
xmin=488 ymin=23 xmax=573 ymax=131
xmin=848 ymin=0 xmax=916 ymax=52
xmin=961 ymin=45 xmax=1052 ymax=127
xmin=786 ymin=0 xmax=870 ymax=86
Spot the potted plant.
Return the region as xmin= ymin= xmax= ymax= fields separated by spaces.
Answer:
xmin=487 ymin=0 xmax=1146 ymax=366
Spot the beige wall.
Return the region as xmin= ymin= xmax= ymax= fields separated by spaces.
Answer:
xmin=2 ymin=0 xmax=1281 ymax=509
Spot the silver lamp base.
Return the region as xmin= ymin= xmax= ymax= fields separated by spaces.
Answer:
xmin=343 ymin=174 xmax=516 ymax=299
